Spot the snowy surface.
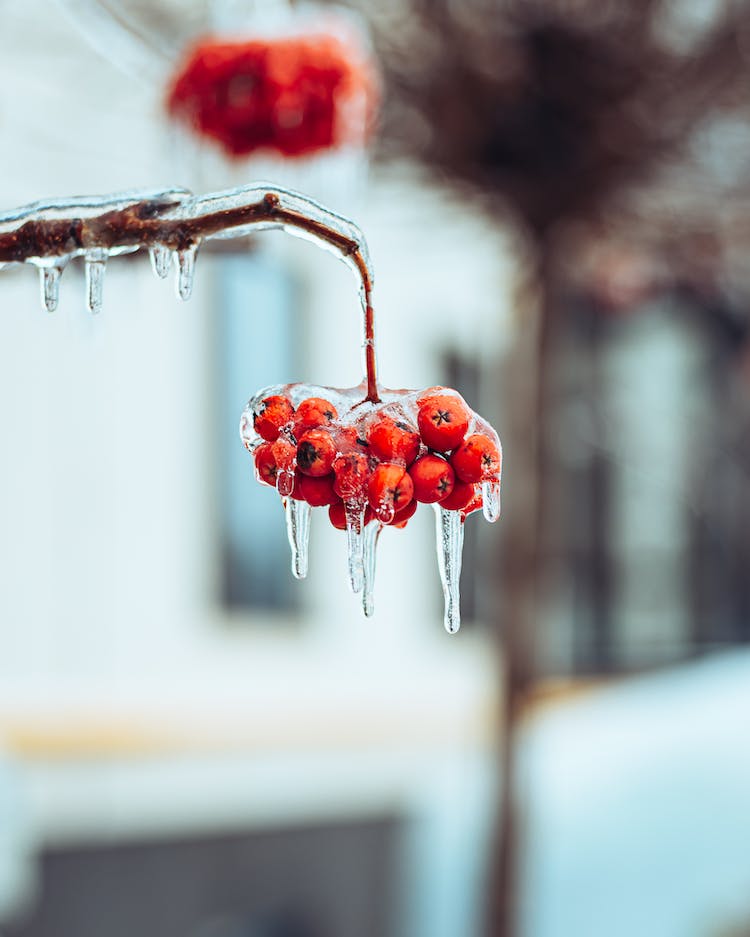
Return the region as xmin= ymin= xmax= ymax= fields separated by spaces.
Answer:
xmin=0 ymin=751 xmax=34 ymax=921
xmin=520 ymin=650 xmax=750 ymax=937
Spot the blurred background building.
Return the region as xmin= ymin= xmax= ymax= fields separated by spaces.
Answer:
xmin=1 ymin=1 xmax=750 ymax=936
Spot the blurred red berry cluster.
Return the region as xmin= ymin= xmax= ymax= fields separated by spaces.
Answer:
xmin=166 ymin=33 xmax=377 ymax=159
xmin=247 ymin=388 xmax=501 ymax=530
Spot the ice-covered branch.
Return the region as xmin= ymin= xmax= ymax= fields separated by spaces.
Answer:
xmin=0 ymin=182 xmax=380 ymax=400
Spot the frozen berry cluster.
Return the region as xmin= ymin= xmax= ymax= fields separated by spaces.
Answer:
xmin=240 ymin=383 xmax=501 ymax=529
xmin=166 ymin=34 xmax=377 ymax=160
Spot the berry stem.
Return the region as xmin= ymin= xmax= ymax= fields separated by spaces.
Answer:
xmin=353 ymin=252 xmax=380 ymax=404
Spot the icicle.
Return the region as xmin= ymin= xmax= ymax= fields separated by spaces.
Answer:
xmin=39 ymin=264 xmax=62 ymax=313
xmin=149 ymin=244 xmax=171 ymax=279
xmin=285 ymin=497 xmax=311 ymax=580
xmin=435 ymin=505 xmax=465 ymax=634
xmin=85 ymin=249 xmax=107 ymax=314
xmin=361 ymin=522 xmax=381 ymax=617
xmin=344 ymin=500 xmax=366 ymax=593
xmin=482 ymin=480 xmax=501 ymax=522
xmin=176 ymin=245 xmax=197 ymax=300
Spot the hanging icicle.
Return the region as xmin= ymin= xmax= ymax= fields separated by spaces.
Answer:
xmin=176 ymin=245 xmax=198 ymax=301
xmin=285 ymin=497 xmax=311 ymax=580
xmin=39 ymin=264 xmax=63 ymax=313
xmin=149 ymin=244 xmax=172 ymax=279
xmin=85 ymin=249 xmax=107 ymax=314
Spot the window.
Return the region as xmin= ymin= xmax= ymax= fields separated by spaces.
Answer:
xmin=215 ymin=251 xmax=302 ymax=613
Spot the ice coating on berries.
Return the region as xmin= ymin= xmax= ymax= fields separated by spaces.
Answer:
xmin=276 ymin=471 xmax=295 ymax=498
xmin=345 ymin=501 xmax=367 ymax=593
xmin=271 ymin=437 xmax=297 ymax=497
xmin=328 ymin=501 xmax=347 ymax=530
xmin=240 ymin=380 xmax=502 ymax=630
xmin=253 ymin=442 xmax=278 ymax=487
xmin=367 ymin=463 xmax=413 ymax=524
xmin=333 ymin=450 xmax=369 ymax=501
xmin=254 ymin=395 xmax=295 ymax=442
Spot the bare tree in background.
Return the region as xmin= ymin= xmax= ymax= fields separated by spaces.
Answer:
xmin=366 ymin=1 xmax=750 ymax=934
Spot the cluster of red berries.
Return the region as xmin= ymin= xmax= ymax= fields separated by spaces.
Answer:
xmin=245 ymin=386 xmax=501 ymax=529
xmin=166 ymin=34 xmax=377 ymax=159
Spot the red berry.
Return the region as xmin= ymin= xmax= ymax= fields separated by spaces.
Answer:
xmin=366 ymin=415 xmax=420 ymax=465
xmin=439 ymin=479 xmax=476 ymax=511
xmin=271 ymin=437 xmax=297 ymax=473
xmin=269 ymin=437 xmax=297 ymax=495
xmin=253 ymin=395 xmax=294 ymax=442
xmin=296 ymin=428 xmax=337 ymax=477
xmin=253 ymin=442 xmax=278 ymax=487
xmin=417 ymin=394 xmax=470 ymax=452
xmin=294 ymin=397 xmax=338 ymax=436
xmin=328 ymin=500 xmax=347 ymax=530
xmin=385 ymin=497 xmax=417 ymax=528
xmin=451 ymin=434 xmax=501 ymax=483
xmin=409 ymin=454 xmax=455 ymax=503
xmin=462 ymin=486 xmax=485 ymax=516
xmin=290 ymin=471 xmax=306 ymax=501
xmin=335 ymin=425 xmax=370 ymax=454
xmin=333 ymin=451 xmax=371 ymax=500
xmin=166 ymin=36 xmax=376 ymax=160
xmin=367 ymin=462 xmax=414 ymax=521
xmin=298 ymin=472 xmax=338 ymax=507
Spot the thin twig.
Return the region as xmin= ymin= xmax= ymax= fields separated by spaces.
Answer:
xmin=0 ymin=183 xmax=381 ymax=403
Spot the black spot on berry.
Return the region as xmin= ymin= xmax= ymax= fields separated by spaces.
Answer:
xmin=297 ymin=441 xmax=319 ymax=470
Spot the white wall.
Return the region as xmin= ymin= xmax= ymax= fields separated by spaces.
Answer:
xmin=0 ymin=7 xmax=516 ymax=935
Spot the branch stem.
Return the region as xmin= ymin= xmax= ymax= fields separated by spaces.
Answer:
xmin=0 ymin=185 xmax=380 ymax=401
